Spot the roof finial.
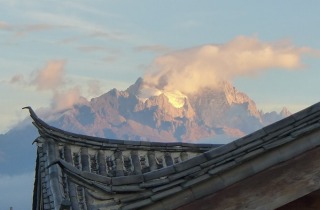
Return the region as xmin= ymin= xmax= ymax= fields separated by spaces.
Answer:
xmin=22 ymin=106 xmax=38 ymax=120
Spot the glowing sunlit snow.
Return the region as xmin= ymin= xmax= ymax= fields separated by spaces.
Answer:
xmin=137 ymin=85 xmax=187 ymax=108
xmin=163 ymin=90 xmax=187 ymax=108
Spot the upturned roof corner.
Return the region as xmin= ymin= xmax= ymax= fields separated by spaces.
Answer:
xmin=29 ymin=102 xmax=320 ymax=210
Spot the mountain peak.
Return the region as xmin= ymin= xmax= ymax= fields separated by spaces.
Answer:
xmin=126 ymin=77 xmax=144 ymax=96
xmin=128 ymin=78 xmax=188 ymax=109
xmin=280 ymin=107 xmax=291 ymax=117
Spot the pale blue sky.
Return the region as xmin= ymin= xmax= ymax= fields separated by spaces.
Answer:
xmin=1 ymin=0 xmax=320 ymax=133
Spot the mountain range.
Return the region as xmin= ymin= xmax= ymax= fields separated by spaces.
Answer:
xmin=46 ymin=77 xmax=290 ymax=143
xmin=0 ymin=77 xmax=290 ymax=175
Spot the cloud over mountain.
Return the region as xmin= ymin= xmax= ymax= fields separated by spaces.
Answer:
xmin=32 ymin=60 xmax=66 ymax=90
xmin=9 ymin=60 xmax=66 ymax=90
xmin=51 ymin=87 xmax=82 ymax=111
xmin=8 ymin=60 xmax=83 ymax=111
xmin=144 ymin=36 xmax=307 ymax=94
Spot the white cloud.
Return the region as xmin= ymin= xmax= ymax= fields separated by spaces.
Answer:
xmin=144 ymin=36 xmax=309 ymax=94
xmin=51 ymin=87 xmax=83 ymax=111
xmin=9 ymin=60 xmax=66 ymax=91
xmin=8 ymin=60 xmax=84 ymax=112
xmin=31 ymin=60 xmax=66 ymax=90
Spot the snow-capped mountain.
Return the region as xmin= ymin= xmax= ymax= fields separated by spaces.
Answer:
xmin=0 ymin=77 xmax=291 ymax=175
xmin=42 ymin=77 xmax=289 ymax=143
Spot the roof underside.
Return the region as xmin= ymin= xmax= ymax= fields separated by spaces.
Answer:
xmin=26 ymin=102 xmax=320 ymax=210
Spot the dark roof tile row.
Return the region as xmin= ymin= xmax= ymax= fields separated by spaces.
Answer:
xmin=29 ymin=102 xmax=320 ymax=210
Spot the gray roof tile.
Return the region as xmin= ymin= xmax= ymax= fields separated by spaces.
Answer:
xmin=112 ymin=174 xmax=144 ymax=186
xmin=208 ymin=161 xmax=236 ymax=175
xmin=181 ymin=174 xmax=211 ymax=188
xmin=112 ymin=185 xmax=143 ymax=192
xmin=121 ymin=198 xmax=153 ymax=210
xmin=168 ymin=166 xmax=201 ymax=181
xmin=27 ymin=102 xmax=320 ymax=210
xmin=174 ymin=154 xmax=207 ymax=172
xmin=151 ymin=186 xmax=183 ymax=201
xmin=143 ymin=166 xmax=176 ymax=181
xmin=204 ymin=142 xmax=237 ymax=159
xmin=152 ymin=179 xmax=185 ymax=193
xmin=234 ymin=129 xmax=266 ymax=146
xmin=140 ymin=178 xmax=170 ymax=188
xmin=263 ymin=115 xmax=296 ymax=134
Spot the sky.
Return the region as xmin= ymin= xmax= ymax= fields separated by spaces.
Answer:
xmin=1 ymin=1 xmax=320 ymax=209
xmin=1 ymin=0 xmax=320 ymax=133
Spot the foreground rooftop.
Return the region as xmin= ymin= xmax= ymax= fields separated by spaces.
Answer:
xmin=26 ymin=102 xmax=320 ymax=210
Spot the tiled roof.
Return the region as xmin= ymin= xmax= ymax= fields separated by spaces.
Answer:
xmin=26 ymin=102 xmax=320 ymax=210
xmin=25 ymin=106 xmax=219 ymax=210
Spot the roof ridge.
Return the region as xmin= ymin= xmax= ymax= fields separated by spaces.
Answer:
xmin=31 ymin=102 xmax=320 ymax=210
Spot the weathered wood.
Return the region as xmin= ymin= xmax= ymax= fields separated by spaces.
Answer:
xmin=164 ymin=152 xmax=173 ymax=166
xmin=131 ymin=151 xmax=142 ymax=175
xmin=277 ymin=189 xmax=320 ymax=210
xmin=64 ymin=145 xmax=79 ymax=210
xmin=64 ymin=145 xmax=72 ymax=163
xmin=147 ymin=151 xmax=157 ymax=171
xmin=67 ymin=180 xmax=80 ymax=210
xmin=98 ymin=150 xmax=107 ymax=175
xmin=80 ymin=147 xmax=94 ymax=209
xmin=47 ymin=139 xmax=64 ymax=209
xmin=114 ymin=151 xmax=124 ymax=176
xmin=80 ymin=147 xmax=89 ymax=172
xmin=176 ymin=146 xmax=320 ymax=210
xmin=180 ymin=152 xmax=188 ymax=161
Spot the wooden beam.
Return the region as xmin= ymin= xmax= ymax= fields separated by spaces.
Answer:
xmin=176 ymin=145 xmax=320 ymax=210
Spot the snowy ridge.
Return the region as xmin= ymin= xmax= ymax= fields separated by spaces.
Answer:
xmin=36 ymin=77 xmax=290 ymax=143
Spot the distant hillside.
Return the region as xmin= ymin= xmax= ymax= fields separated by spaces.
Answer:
xmin=0 ymin=123 xmax=37 ymax=174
